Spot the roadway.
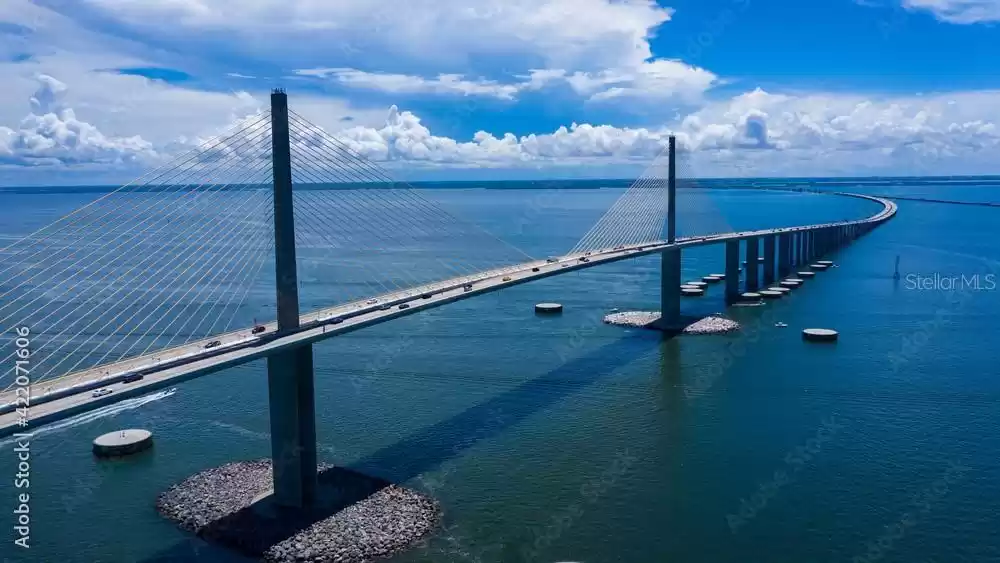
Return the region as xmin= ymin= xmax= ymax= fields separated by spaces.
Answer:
xmin=0 ymin=192 xmax=896 ymax=437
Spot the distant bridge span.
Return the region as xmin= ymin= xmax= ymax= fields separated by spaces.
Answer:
xmin=0 ymin=191 xmax=895 ymax=438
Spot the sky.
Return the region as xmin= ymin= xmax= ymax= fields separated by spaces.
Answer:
xmin=1 ymin=0 xmax=999 ymax=185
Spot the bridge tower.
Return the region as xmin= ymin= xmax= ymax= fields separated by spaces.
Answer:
xmin=660 ymin=136 xmax=682 ymax=328
xmin=266 ymin=90 xmax=319 ymax=508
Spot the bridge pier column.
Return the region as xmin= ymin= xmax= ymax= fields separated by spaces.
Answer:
xmin=660 ymin=248 xmax=682 ymax=328
xmin=745 ymin=237 xmax=759 ymax=292
xmin=799 ymin=231 xmax=807 ymax=265
xmin=725 ymin=240 xmax=740 ymax=304
xmin=266 ymin=345 xmax=318 ymax=508
xmin=778 ymin=233 xmax=791 ymax=278
xmin=763 ymin=235 xmax=776 ymax=286
xmin=268 ymin=89 xmax=318 ymax=508
xmin=808 ymin=230 xmax=816 ymax=260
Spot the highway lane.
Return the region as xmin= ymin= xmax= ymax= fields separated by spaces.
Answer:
xmin=0 ymin=193 xmax=896 ymax=437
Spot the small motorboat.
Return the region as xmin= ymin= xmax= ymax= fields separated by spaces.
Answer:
xmin=775 ymin=322 xmax=788 ymax=328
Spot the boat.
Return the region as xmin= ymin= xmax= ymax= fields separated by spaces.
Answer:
xmin=775 ymin=322 xmax=788 ymax=328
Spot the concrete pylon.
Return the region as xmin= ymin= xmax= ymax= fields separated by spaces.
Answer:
xmin=745 ymin=237 xmax=759 ymax=292
xmin=725 ymin=240 xmax=740 ymax=304
xmin=266 ymin=90 xmax=318 ymax=508
xmin=763 ymin=235 xmax=776 ymax=285
xmin=660 ymin=136 xmax=680 ymax=328
xmin=778 ymin=233 xmax=791 ymax=277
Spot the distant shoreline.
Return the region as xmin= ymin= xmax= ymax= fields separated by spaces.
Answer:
xmin=3 ymin=175 xmax=1000 ymax=194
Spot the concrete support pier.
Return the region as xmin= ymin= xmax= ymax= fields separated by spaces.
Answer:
xmin=725 ymin=240 xmax=740 ymax=304
xmin=763 ymin=236 xmax=776 ymax=286
xmin=661 ymin=248 xmax=682 ymax=327
xmin=266 ymin=346 xmax=317 ymax=508
xmin=745 ymin=237 xmax=759 ymax=292
xmin=267 ymin=89 xmax=318 ymax=509
xmin=778 ymin=233 xmax=791 ymax=278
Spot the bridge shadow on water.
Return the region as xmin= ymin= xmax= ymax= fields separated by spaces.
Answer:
xmin=138 ymin=327 xmax=683 ymax=563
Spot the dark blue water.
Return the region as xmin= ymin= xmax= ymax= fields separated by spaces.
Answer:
xmin=0 ymin=180 xmax=997 ymax=563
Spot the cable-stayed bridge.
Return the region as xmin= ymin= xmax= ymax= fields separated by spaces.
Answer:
xmin=0 ymin=91 xmax=895 ymax=507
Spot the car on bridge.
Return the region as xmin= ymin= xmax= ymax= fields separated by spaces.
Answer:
xmin=366 ymin=298 xmax=378 ymax=305
xmin=614 ymin=245 xmax=624 ymax=250
xmin=252 ymin=325 xmax=266 ymax=335
xmin=463 ymin=284 xmax=473 ymax=292
xmin=379 ymin=304 xmax=391 ymax=311
xmin=580 ymin=257 xmax=590 ymax=262
xmin=399 ymin=303 xmax=410 ymax=310
xmin=92 ymin=388 xmax=113 ymax=398
xmin=121 ymin=373 xmax=143 ymax=384
xmin=331 ymin=317 xmax=344 ymax=324
xmin=204 ymin=340 xmax=222 ymax=349
xmin=503 ymin=276 xmax=512 ymax=281
xmin=532 ymin=267 xmax=540 ymax=272
xmin=421 ymin=293 xmax=433 ymax=299
xmin=546 ymin=257 xmax=558 ymax=263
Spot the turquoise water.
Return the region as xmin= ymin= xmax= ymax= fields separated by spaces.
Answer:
xmin=0 ymin=180 xmax=998 ymax=563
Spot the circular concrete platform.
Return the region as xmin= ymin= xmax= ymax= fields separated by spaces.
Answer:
xmin=785 ymin=278 xmax=805 ymax=283
xmin=768 ymin=287 xmax=791 ymax=294
xmin=93 ymin=429 xmax=153 ymax=457
xmin=741 ymin=292 xmax=762 ymax=301
xmin=803 ymin=328 xmax=839 ymax=342
xmin=797 ymin=271 xmax=817 ymax=278
xmin=680 ymin=284 xmax=701 ymax=290
xmin=811 ymin=263 xmax=831 ymax=270
xmin=702 ymin=276 xmax=722 ymax=283
xmin=759 ymin=290 xmax=783 ymax=299
xmin=780 ymin=280 xmax=802 ymax=288
xmin=816 ymin=260 xmax=834 ymax=266
xmin=681 ymin=288 xmax=705 ymax=297
xmin=686 ymin=281 xmax=708 ymax=288
xmin=535 ymin=303 xmax=563 ymax=313
xmin=709 ymin=273 xmax=726 ymax=279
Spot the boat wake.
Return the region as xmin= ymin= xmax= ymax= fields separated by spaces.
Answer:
xmin=0 ymin=388 xmax=177 ymax=448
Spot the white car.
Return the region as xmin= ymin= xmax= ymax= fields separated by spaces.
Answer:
xmin=92 ymin=388 xmax=113 ymax=398
xmin=366 ymin=298 xmax=378 ymax=305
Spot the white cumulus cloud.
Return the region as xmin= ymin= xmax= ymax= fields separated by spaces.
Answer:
xmin=0 ymin=75 xmax=156 ymax=166
xmin=902 ymin=0 xmax=1000 ymax=23
xmin=294 ymin=68 xmax=523 ymax=100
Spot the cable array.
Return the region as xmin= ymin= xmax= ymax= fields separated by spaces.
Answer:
xmin=286 ymin=110 xmax=535 ymax=309
xmin=569 ymin=143 xmax=673 ymax=254
xmin=0 ymin=114 xmax=275 ymax=390
xmin=0 ymin=105 xmax=545 ymax=391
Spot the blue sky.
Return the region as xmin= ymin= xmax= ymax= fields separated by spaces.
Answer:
xmin=1 ymin=0 xmax=999 ymax=184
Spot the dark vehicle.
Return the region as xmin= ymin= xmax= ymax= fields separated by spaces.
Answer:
xmin=580 ymin=257 xmax=590 ymax=262
xmin=399 ymin=303 xmax=410 ymax=310
xmin=204 ymin=340 xmax=222 ymax=349
xmin=379 ymin=304 xmax=391 ymax=311
xmin=532 ymin=267 xmax=540 ymax=272
xmin=421 ymin=293 xmax=433 ymax=299
xmin=546 ymin=257 xmax=558 ymax=263
xmin=463 ymin=284 xmax=473 ymax=292
xmin=121 ymin=373 xmax=143 ymax=384
xmin=252 ymin=325 xmax=266 ymax=335
xmin=613 ymin=245 xmax=624 ymax=250
xmin=331 ymin=317 xmax=344 ymax=324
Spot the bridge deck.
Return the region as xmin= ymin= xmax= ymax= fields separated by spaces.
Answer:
xmin=0 ymin=193 xmax=896 ymax=437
